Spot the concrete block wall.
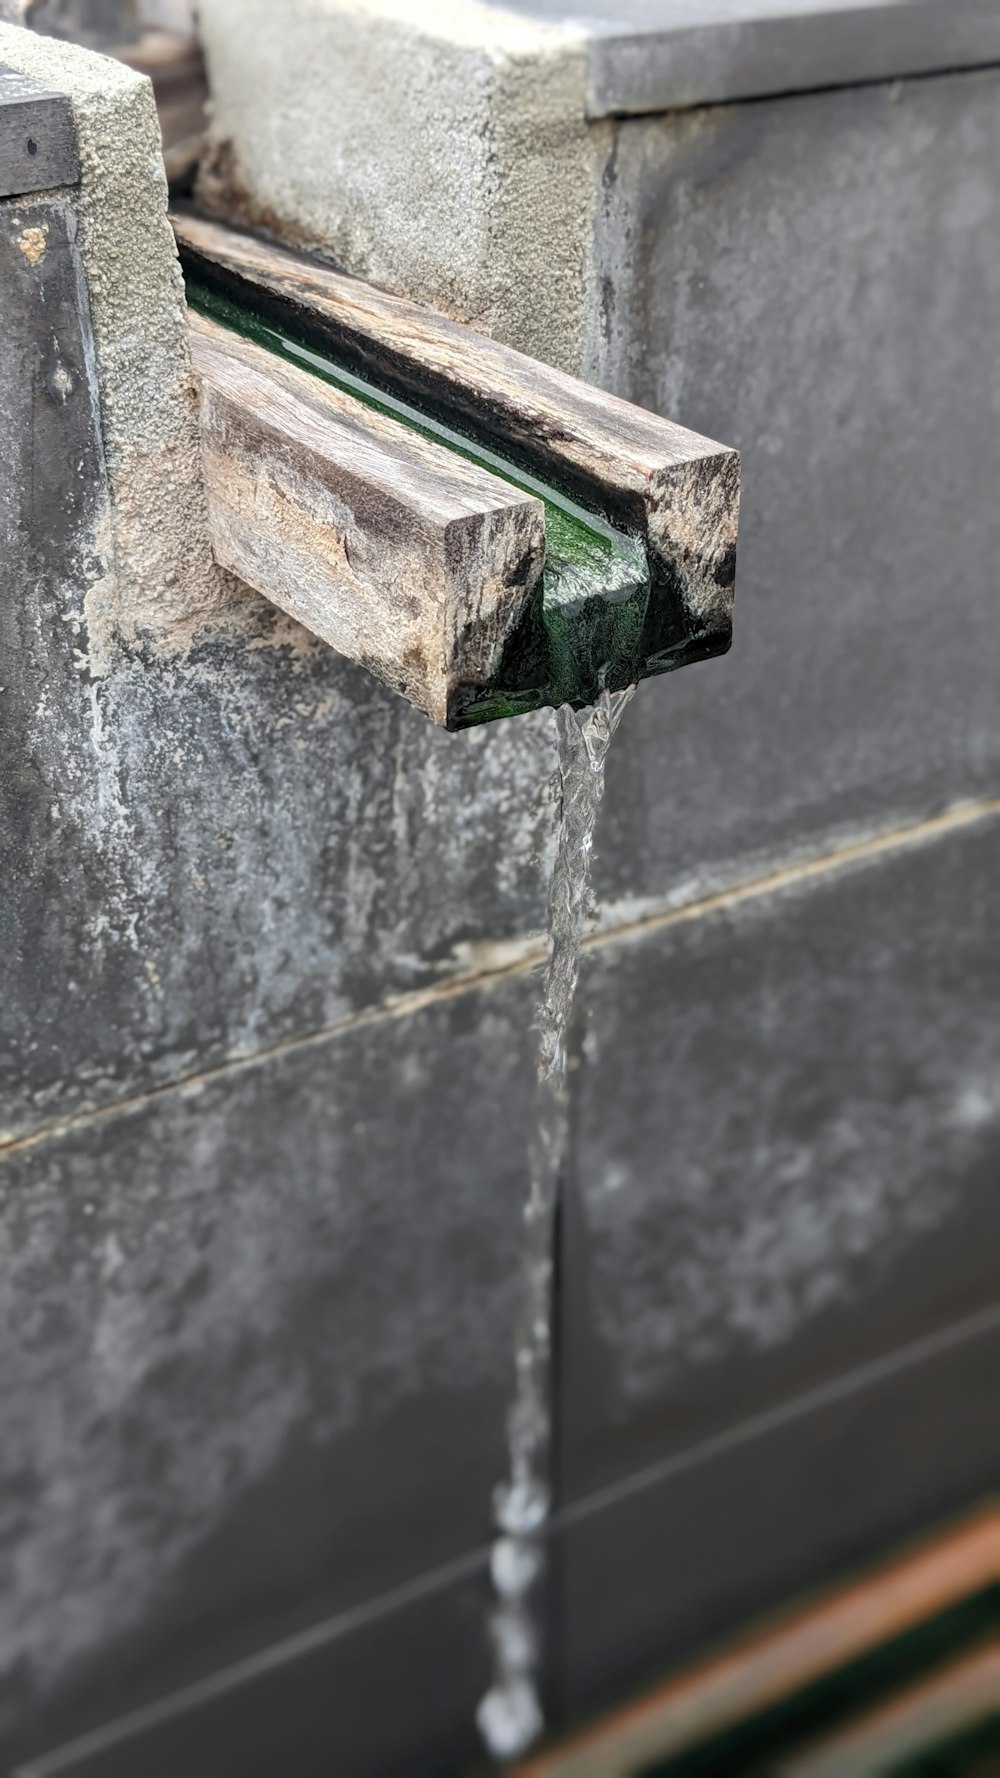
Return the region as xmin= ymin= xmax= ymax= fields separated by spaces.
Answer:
xmin=3 ymin=6 xmax=999 ymax=1775
xmin=566 ymin=43 xmax=1000 ymax=1718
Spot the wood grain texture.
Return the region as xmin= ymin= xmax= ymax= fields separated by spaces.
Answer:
xmin=174 ymin=212 xmax=739 ymax=632
xmin=515 ymin=1505 xmax=1000 ymax=1778
xmin=776 ymin=1644 xmax=1000 ymax=1778
xmin=0 ymin=65 xmax=79 ymax=198
xmin=190 ymin=309 xmax=546 ymax=726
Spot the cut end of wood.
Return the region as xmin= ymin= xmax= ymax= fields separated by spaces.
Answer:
xmin=649 ymin=446 xmax=741 ymax=633
xmin=189 ymin=308 xmax=546 ymax=726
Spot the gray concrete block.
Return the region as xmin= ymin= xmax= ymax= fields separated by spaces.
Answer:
xmin=0 ymin=30 xmax=535 ymax=1168
xmin=16 ymin=1566 xmax=492 ymax=1778
xmin=556 ymin=1310 xmax=1000 ymax=1719
xmin=489 ymin=0 xmax=1000 ymax=116
xmin=591 ymin=69 xmax=1000 ymax=908
xmin=194 ymin=20 xmax=1000 ymax=920
xmin=0 ymin=974 xmax=534 ymax=1761
xmin=561 ymin=811 xmax=1000 ymax=1501
xmin=4 ymin=20 xmax=998 ymax=1772
xmin=0 ymin=619 xmax=554 ymax=1141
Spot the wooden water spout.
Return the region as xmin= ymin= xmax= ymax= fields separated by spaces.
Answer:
xmin=176 ymin=212 xmax=741 ymax=728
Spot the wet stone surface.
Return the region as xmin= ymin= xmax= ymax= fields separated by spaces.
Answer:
xmin=590 ymin=70 xmax=1000 ymax=910
xmin=563 ymin=814 xmax=1000 ymax=1497
xmin=0 ymin=975 xmax=535 ymax=1763
xmin=1 ymin=628 xmax=555 ymax=1141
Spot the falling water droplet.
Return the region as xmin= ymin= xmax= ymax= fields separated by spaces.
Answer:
xmin=477 ymin=1676 xmax=545 ymax=1761
xmin=491 ymin=1536 xmax=542 ymax=1598
xmin=494 ymin=1476 xmax=550 ymax=1537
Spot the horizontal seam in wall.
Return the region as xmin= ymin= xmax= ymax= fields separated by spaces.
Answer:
xmin=590 ymin=794 xmax=1000 ymax=952
xmin=2 ymin=794 xmax=997 ymax=1166
xmin=13 ymin=1544 xmax=490 ymax=1777
xmin=593 ymin=52 xmax=1000 ymax=124
xmin=16 ymin=1302 xmax=1000 ymax=1776
xmin=554 ymin=1302 xmax=1000 ymax=1531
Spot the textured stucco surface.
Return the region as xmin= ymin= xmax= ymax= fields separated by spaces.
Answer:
xmin=0 ymin=23 xmax=232 ymax=655
xmin=195 ymin=0 xmax=600 ymax=377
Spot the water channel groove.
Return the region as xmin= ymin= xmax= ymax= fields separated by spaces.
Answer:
xmin=184 ymin=277 xmax=653 ymax=724
xmin=478 ymin=687 xmax=635 ymax=1762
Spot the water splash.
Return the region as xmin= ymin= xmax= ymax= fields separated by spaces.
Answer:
xmin=478 ymin=686 xmax=635 ymax=1762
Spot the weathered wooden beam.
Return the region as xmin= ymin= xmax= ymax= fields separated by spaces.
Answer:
xmin=777 ymin=1644 xmax=1000 ymax=1778
xmin=0 ymin=64 xmax=79 ymax=198
xmin=190 ymin=308 xmax=547 ymax=728
xmin=173 ymin=211 xmax=740 ymax=636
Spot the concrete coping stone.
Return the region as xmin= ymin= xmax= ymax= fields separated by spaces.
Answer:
xmin=483 ymin=0 xmax=1000 ymax=116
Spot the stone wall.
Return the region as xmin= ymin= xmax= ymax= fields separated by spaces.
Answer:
xmin=2 ymin=10 xmax=999 ymax=1775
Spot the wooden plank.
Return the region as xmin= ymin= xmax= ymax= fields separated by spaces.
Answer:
xmin=514 ymin=1505 xmax=1000 ymax=1778
xmin=173 ymin=212 xmax=739 ymax=634
xmin=189 ymin=308 xmax=547 ymax=728
xmin=0 ymin=65 xmax=79 ymax=198
xmin=777 ymin=1644 xmax=1000 ymax=1778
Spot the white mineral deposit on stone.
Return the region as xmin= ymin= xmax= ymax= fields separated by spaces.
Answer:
xmin=479 ymin=687 xmax=635 ymax=1761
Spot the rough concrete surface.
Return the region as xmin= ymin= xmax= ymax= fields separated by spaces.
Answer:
xmin=565 ymin=813 xmax=1000 ymax=1491
xmin=1 ymin=978 xmax=535 ymax=1760
xmin=0 ymin=41 xmax=556 ymax=1757
xmin=591 ymin=68 xmax=1000 ymax=908
xmin=0 ymin=22 xmax=228 ymax=653
xmin=559 ymin=1312 xmax=1000 ymax=1717
xmin=0 ymin=26 xmax=558 ymax=1150
xmin=0 ymin=132 xmax=557 ymax=1763
xmin=13 ymin=1575 xmax=493 ymax=1778
xmin=195 ymin=0 xmax=601 ymax=377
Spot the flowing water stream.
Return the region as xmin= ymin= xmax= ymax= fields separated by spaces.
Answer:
xmin=477 ymin=686 xmax=636 ymax=1763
